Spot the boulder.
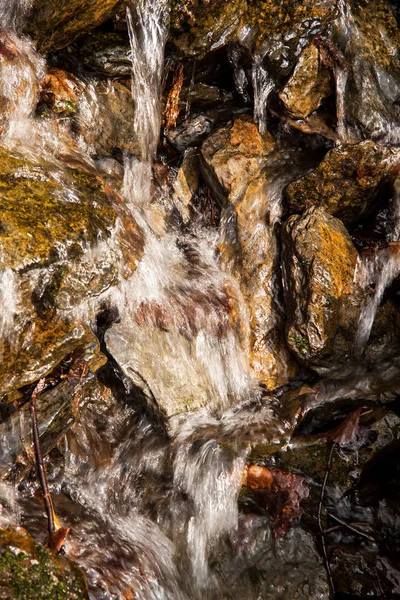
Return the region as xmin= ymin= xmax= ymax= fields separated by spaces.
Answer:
xmin=334 ymin=0 xmax=400 ymax=140
xmin=202 ymin=117 xmax=297 ymax=388
xmin=0 ymin=526 xmax=89 ymax=599
xmin=281 ymin=207 xmax=363 ymax=370
xmin=284 ymin=141 xmax=400 ymax=225
xmin=279 ymin=44 xmax=333 ymax=120
xmin=170 ymin=0 xmax=335 ymax=76
xmin=24 ymin=0 xmax=126 ymax=52
xmin=75 ymin=79 xmax=140 ymax=158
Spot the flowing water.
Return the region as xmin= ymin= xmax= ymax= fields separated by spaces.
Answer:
xmin=1 ymin=0 xmax=400 ymax=598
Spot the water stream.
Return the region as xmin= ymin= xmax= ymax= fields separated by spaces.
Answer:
xmin=1 ymin=0 xmax=400 ymax=598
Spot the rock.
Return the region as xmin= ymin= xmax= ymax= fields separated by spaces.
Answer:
xmin=24 ymin=0 xmax=125 ymax=52
xmin=79 ymin=31 xmax=132 ymax=77
xmin=0 ymin=149 xmax=114 ymax=271
xmin=166 ymin=111 xmax=218 ymax=151
xmin=284 ymin=141 xmax=400 ymax=225
xmin=334 ymin=0 xmax=400 ymax=140
xmin=282 ymin=207 xmax=363 ymax=371
xmin=214 ymin=516 xmax=330 ymax=600
xmin=201 ymin=115 xmax=274 ymax=202
xmin=38 ymin=69 xmax=81 ymax=117
xmin=202 ymin=117 xmax=297 ymax=388
xmin=172 ymin=150 xmax=200 ymax=223
xmin=0 ymin=526 xmax=89 ymax=599
xmin=76 ymin=79 xmax=140 ymax=158
xmin=170 ymin=0 xmax=247 ymax=59
xmin=279 ymin=44 xmax=333 ymax=120
xmin=0 ymin=147 xmax=142 ymax=399
xmin=170 ymin=0 xmax=335 ymax=75
xmin=0 ymin=332 xmax=106 ymax=481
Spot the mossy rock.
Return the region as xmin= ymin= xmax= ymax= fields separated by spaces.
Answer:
xmin=24 ymin=0 xmax=126 ymax=52
xmin=170 ymin=0 xmax=335 ymax=73
xmin=0 ymin=149 xmax=116 ymax=271
xmin=0 ymin=527 xmax=89 ymax=599
xmin=281 ymin=207 xmax=364 ymax=370
xmin=340 ymin=0 xmax=400 ymax=138
xmin=284 ymin=141 xmax=400 ymax=225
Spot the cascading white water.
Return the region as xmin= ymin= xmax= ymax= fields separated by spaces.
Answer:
xmin=0 ymin=0 xmax=32 ymax=31
xmin=354 ymin=244 xmax=400 ymax=356
xmin=252 ymin=53 xmax=274 ymax=135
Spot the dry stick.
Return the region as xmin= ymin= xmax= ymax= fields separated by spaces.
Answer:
xmin=29 ymin=378 xmax=55 ymax=536
xmin=318 ymin=442 xmax=336 ymax=596
xmin=326 ymin=511 xmax=375 ymax=542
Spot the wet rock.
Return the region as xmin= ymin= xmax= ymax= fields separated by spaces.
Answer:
xmin=166 ymin=111 xmax=218 ymax=151
xmin=24 ymin=0 xmax=125 ymax=52
xmin=279 ymin=44 xmax=333 ymax=119
xmin=76 ymin=79 xmax=140 ymax=157
xmin=0 ymin=334 xmax=106 ymax=481
xmin=335 ymin=0 xmax=400 ymax=140
xmin=282 ymin=207 xmax=363 ymax=371
xmin=172 ymin=150 xmax=200 ymax=223
xmin=0 ymin=322 xmax=100 ymax=396
xmin=215 ymin=515 xmax=329 ymax=600
xmin=170 ymin=0 xmax=247 ymax=59
xmin=201 ymin=115 xmax=274 ymax=202
xmin=0 ymin=149 xmax=114 ymax=271
xmin=202 ymin=117 xmax=297 ymax=388
xmin=0 ymin=526 xmax=89 ymax=599
xmin=170 ymin=0 xmax=335 ymax=76
xmin=284 ymin=141 xmax=400 ymax=225
xmin=79 ymin=31 xmax=132 ymax=77
xmin=38 ymin=68 xmax=81 ymax=117
xmin=269 ymin=409 xmax=400 ymax=495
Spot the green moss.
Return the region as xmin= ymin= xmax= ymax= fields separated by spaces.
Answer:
xmin=0 ymin=149 xmax=116 ymax=270
xmin=289 ymin=335 xmax=310 ymax=355
xmin=0 ymin=528 xmax=89 ymax=600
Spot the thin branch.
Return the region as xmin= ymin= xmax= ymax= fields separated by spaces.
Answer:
xmin=30 ymin=378 xmax=55 ymax=536
xmin=326 ymin=512 xmax=375 ymax=542
xmin=318 ymin=442 xmax=336 ymax=596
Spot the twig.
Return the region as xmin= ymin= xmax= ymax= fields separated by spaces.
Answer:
xmin=326 ymin=512 xmax=375 ymax=542
xmin=318 ymin=442 xmax=336 ymax=595
xmin=30 ymin=378 xmax=55 ymax=536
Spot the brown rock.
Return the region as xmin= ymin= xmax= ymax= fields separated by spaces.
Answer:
xmin=279 ymin=44 xmax=332 ymax=119
xmin=201 ymin=115 xmax=274 ymax=203
xmin=24 ymin=0 xmax=125 ymax=52
xmin=76 ymin=79 xmax=140 ymax=158
xmin=202 ymin=117 xmax=297 ymax=388
xmin=284 ymin=141 xmax=400 ymax=225
xmin=282 ymin=206 xmax=364 ymax=370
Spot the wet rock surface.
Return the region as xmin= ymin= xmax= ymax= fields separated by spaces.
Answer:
xmin=0 ymin=0 xmax=400 ymax=598
xmin=24 ymin=0 xmax=125 ymax=52
xmin=284 ymin=141 xmax=400 ymax=225
xmin=0 ymin=526 xmax=89 ymax=599
xmin=282 ymin=206 xmax=363 ymax=371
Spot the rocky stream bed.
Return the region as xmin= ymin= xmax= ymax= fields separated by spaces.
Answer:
xmin=0 ymin=0 xmax=400 ymax=598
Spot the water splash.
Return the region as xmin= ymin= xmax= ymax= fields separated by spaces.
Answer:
xmin=0 ymin=0 xmax=33 ymax=31
xmin=354 ymin=244 xmax=400 ymax=356
xmin=252 ymin=53 xmax=274 ymax=135
xmin=126 ymin=0 xmax=169 ymax=162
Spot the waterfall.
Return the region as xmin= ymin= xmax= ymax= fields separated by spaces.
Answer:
xmin=354 ymin=244 xmax=400 ymax=356
xmin=252 ymin=53 xmax=274 ymax=135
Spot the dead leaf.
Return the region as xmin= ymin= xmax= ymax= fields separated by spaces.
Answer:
xmin=243 ymin=465 xmax=309 ymax=537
